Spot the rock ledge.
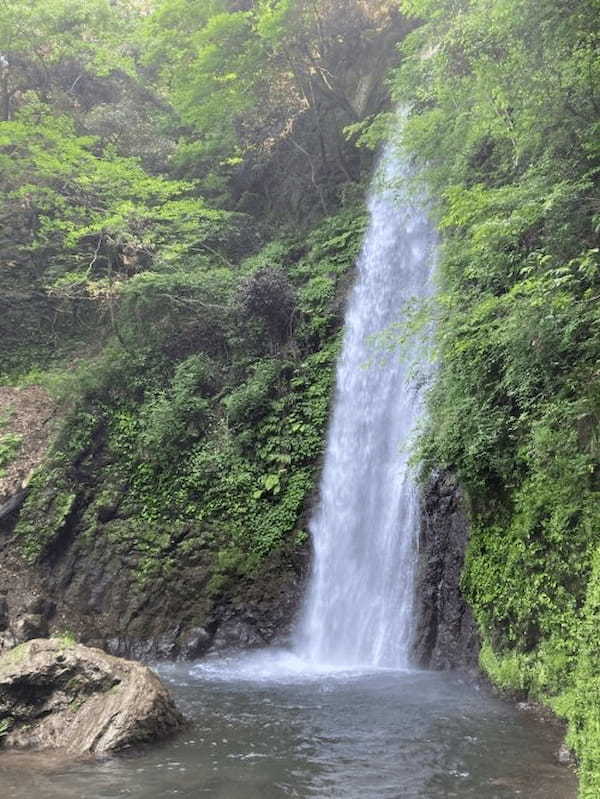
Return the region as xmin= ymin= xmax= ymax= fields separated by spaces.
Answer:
xmin=0 ymin=638 xmax=184 ymax=755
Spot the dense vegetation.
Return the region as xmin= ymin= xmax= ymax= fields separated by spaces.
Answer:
xmin=1 ymin=0 xmax=400 ymax=372
xmin=0 ymin=0 xmax=391 ymax=642
xmin=2 ymin=0 xmax=600 ymax=793
xmin=387 ymin=0 xmax=600 ymax=793
xmin=13 ymin=209 xmax=366 ymax=590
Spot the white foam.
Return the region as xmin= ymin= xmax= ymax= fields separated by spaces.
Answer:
xmin=184 ymin=648 xmax=416 ymax=685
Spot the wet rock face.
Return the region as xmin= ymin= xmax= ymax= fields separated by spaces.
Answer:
xmin=0 ymin=555 xmax=55 ymax=653
xmin=0 ymin=639 xmax=185 ymax=755
xmin=0 ymin=494 xmax=309 ymax=661
xmin=0 ymin=386 xmax=58 ymax=508
xmin=412 ymin=471 xmax=480 ymax=670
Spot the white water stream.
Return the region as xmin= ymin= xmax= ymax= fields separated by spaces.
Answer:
xmin=295 ymin=140 xmax=437 ymax=669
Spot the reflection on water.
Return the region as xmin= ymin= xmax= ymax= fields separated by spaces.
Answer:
xmin=1 ymin=652 xmax=576 ymax=799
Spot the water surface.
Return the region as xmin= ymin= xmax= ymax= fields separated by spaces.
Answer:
xmin=1 ymin=652 xmax=576 ymax=799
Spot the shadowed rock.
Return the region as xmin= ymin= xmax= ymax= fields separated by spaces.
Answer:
xmin=412 ymin=471 xmax=480 ymax=671
xmin=0 ymin=639 xmax=184 ymax=755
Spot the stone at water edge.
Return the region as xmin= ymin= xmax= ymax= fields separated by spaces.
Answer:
xmin=556 ymin=742 xmax=575 ymax=766
xmin=0 ymin=638 xmax=185 ymax=755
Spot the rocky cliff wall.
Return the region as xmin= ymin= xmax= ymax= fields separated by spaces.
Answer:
xmin=1 ymin=466 xmax=479 ymax=666
xmin=412 ymin=471 xmax=480 ymax=671
xmin=0 ymin=498 xmax=309 ymax=660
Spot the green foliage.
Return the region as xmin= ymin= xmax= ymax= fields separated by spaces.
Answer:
xmin=392 ymin=0 xmax=600 ymax=791
xmin=14 ymin=205 xmax=361 ymax=600
xmin=560 ymin=549 xmax=600 ymax=798
xmin=224 ymin=360 xmax=283 ymax=426
xmin=479 ymin=642 xmax=533 ymax=696
xmin=143 ymin=0 xmax=396 ymax=203
xmin=1 ymin=0 xmax=380 ymax=379
xmin=137 ymin=355 xmax=214 ymax=461
xmin=0 ymin=107 xmax=235 ymax=284
xmin=0 ymin=0 xmax=252 ymax=376
xmin=0 ymin=431 xmax=22 ymax=477
xmin=0 ymin=1 xmax=134 ymax=66
xmin=144 ymin=1 xmax=259 ymax=172
xmin=0 ymin=716 xmax=13 ymax=739
xmin=53 ymin=630 xmax=77 ymax=648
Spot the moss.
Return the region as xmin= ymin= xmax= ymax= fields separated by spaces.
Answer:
xmin=15 ymin=476 xmax=77 ymax=563
xmin=0 ymin=643 xmax=29 ymax=676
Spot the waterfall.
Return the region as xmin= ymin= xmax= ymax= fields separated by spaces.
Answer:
xmin=295 ymin=138 xmax=437 ymax=669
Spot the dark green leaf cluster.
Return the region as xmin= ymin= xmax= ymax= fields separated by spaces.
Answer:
xmin=393 ymin=0 xmax=600 ymax=790
xmin=14 ymin=203 xmax=365 ymax=609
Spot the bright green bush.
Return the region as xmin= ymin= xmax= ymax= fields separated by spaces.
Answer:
xmin=14 ymin=205 xmax=363 ymax=598
xmin=391 ymin=0 xmax=600 ymax=791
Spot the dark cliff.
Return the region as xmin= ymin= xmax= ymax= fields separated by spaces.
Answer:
xmin=412 ymin=471 xmax=479 ymax=671
xmin=0 ymin=496 xmax=309 ymax=660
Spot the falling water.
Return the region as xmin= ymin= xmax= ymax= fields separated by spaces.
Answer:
xmin=296 ymin=137 xmax=437 ymax=669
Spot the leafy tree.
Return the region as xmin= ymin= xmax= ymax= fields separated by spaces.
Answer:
xmin=144 ymin=0 xmax=406 ymax=205
xmin=0 ymin=103 xmax=239 ymax=364
xmin=389 ymin=0 xmax=600 ymax=790
xmin=0 ymin=0 xmax=135 ymax=121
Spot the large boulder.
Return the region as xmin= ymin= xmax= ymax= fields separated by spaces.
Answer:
xmin=0 ymin=638 xmax=184 ymax=755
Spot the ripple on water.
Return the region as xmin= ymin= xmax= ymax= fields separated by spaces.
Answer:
xmin=1 ymin=651 xmax=577 ymax=799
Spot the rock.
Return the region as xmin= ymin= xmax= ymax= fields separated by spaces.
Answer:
xmin=178 ymin=626 xmax=211 ymax=659
xmin=556 ymin=742 xmax=575 ymax=766
xmin=412 ymin=470 xmax=480 ymax=670
xmin=0 ymin=489 xmax=29 ymax=523
xmin=0 ymin=639 xmax=185 ymax=755
xmin=25 ymin=597 xmax=55 ymax=617
xmin=0 ymin=522 xmax=309 ymax=660
xmin=13 ymin=613 xmax=48 ymax=642
xmin=210 ymin=617 xmax=264 ymax=651
xmin=517 ymin=701 xmax=537 ymax=712
xmin=0 ymin=599 xmax=8 ymax=631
